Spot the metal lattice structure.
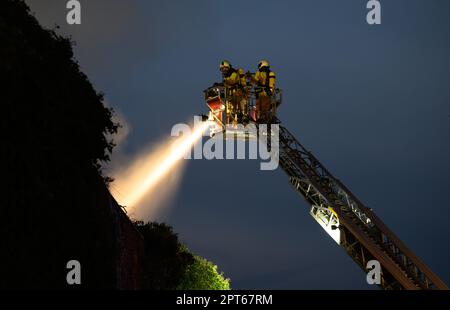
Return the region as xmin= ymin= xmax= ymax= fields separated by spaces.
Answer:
xmin=270 ymin=121 xmax=448 ymax=290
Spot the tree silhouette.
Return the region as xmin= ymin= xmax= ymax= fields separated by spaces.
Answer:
xmin=136 ymin=222 xmax=194 ymax=289
xmin=0 ymin=0 xmax=118 ymax=288
xmin=136 ymin=222 xmax=231 ymax=290
xmin=0 ymin=0 xmax=231 ymax=290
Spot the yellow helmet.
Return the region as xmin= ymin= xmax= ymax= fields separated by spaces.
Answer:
xmin=220 ymin=60 xmax=231 ymax=72
xmin=258 ymin=59 xmax=270 ymax=69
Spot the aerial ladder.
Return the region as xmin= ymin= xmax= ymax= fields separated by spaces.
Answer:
xmin=202 ymin=84 xmax=449 ymax=290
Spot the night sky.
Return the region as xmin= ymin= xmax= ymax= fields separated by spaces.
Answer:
xmin=26 ymin=0 xmax=450 ymax=289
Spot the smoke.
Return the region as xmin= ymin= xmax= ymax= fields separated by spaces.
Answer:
xmin=106 ymin=111 xmax=208 ymax=221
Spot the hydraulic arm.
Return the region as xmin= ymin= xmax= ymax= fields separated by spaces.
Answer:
xmin=274 ymin=121 xmax=448 ymax=290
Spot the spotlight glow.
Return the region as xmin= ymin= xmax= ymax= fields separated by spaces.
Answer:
xmin=112 ymin=121 xmax=209 ymax=218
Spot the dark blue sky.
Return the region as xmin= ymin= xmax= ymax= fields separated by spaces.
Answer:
xmin=27 ymin=0 xmax=450 ymax=289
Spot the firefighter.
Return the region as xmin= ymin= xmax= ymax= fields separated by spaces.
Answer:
xmin=250 ymin=59 xmax=276 ymax=122
xmin=219 ymin=60 xmax=248 ymax=124
xmin=238 ymin=67 xmax=249 ymax=121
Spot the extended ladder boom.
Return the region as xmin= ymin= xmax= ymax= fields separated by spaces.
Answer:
xmin=274 ymin=121 xmax=448 ymax=290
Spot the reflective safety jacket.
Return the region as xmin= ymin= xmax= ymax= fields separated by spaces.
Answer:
xmin=238 ymin=68 xmax=247 ymax=88
xmin=223 ymin=67 xmax=246 ymax=88
xmin=254 ymin=68 xmax=276 ymax=91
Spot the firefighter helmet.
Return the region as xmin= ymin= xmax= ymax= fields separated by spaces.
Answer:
xmin=220 ymin=60 xmax=231 ymax=72
xmin=258 ymin=59 xmax=270 ymax=70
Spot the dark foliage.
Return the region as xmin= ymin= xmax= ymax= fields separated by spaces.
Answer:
xmin=136 ymin=222 xmax=194 ymax=289
xmin=0 ymin=0 xmax=119 ymax=288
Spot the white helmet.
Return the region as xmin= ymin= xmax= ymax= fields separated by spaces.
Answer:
xmin=258 ymin=59 xmax=270 ymax=69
